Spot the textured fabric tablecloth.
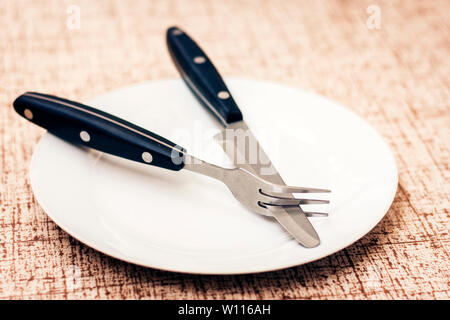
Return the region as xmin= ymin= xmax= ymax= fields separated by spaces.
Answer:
xmin=0 ymin=0 xmax=448 ymax=299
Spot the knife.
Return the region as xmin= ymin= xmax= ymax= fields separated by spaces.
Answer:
xmin=166 ymin=26 xmax=320 ymax=247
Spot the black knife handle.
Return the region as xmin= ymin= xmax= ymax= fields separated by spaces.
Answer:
xmin=13 ymin=92 xmax=186 ymax=171
xmin=166 ymin=26 xmax=243 ymax=126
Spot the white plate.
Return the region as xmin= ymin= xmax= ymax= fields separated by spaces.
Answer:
xmin=29 ymin=78 xmax=397 ymax=274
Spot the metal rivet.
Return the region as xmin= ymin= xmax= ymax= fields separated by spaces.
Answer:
xmin=218 ymin=91 xmax=230 ymax=99
xmin=24 ymin=109 xmax=33 ymax=120
xmin=142 ymin=152 xmax=153 ymax=163
xmin=193 ymin=56 xmax=206 ymax=64
xmin=80 ymin=131 xmax=90 ymax=142
xmin=172 ymin=29 xmax=182 ymax=36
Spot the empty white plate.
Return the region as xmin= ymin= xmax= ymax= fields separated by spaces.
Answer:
xmin=29 ymin=78 xmax=397 ymax=274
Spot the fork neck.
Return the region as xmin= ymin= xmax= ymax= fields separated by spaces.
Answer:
xmin=183 ymin=155 xmax=227 ymax=181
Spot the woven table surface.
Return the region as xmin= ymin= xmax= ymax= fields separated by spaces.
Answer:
xmin=0 ymin=0 xmax=449 ymax=299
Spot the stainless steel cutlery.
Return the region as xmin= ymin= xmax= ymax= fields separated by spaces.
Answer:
xmin=13 ymin=27 xmax=331 ymax=248
xmin=13 ymin=92 xmax=329 ymax=220
xmin=166 ymin=26 xmax=330 ymax=247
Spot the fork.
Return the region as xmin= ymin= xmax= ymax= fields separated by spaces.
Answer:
xmin=13 ymin=92 xmax=330 ymax=217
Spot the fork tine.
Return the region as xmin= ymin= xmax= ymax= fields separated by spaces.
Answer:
xmin=263 ymin=198 xmax=330 ymax=206
xmin=303 ymin=211 xmax=329 ymax=217
xmin=298 ymin=199 xmax=330 ymax=205
xmin=269 ymin=184 xmax=331 ymax=194
xmin=264 ymin=205 xmax=328 ymax=217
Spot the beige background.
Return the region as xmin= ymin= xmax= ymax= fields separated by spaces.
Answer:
xmin=0 ymin=0 xmax=449 ymax=299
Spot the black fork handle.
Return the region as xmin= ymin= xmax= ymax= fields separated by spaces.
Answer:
xmin=13 ymin=92 xmax=186 ymax=171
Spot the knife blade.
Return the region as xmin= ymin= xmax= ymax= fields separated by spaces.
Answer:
xmin=166 ymin=26 xmax=320 ymax=247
